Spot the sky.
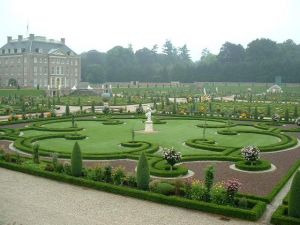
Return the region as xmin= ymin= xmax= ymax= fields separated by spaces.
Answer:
xmin=0 ymin=0 xmax=299 ymax=61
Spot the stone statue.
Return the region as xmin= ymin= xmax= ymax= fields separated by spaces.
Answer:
xmin=145 ymin=105 xmax=152 ymax=122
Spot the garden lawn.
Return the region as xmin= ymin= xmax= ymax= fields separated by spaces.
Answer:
xmin=22 ymin=119 xmax=281 ymax=156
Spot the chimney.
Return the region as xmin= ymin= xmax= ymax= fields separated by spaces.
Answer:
xmin=61 ymin=38 xmax=65 ymax=44
xmin=18 ymin=35 xmax=23 ymax=41
xmin=7 ymin=36 xmax=12 ymax=43
xmin=29 ymin=33 xmax=35 ymax=40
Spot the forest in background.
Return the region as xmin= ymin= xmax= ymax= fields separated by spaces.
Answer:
xmin=81 ymin=38 xmax=300 ymax=83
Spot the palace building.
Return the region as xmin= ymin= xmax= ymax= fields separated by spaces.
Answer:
xmin=0 ymin=34 xmax=81 ymax=96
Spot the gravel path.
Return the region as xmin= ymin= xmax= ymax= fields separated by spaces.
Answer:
xmin=0 ymin=168 xmax=260 ymax=225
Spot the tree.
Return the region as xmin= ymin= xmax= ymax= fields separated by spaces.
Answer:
xmin=71 ymin=142 xmax=82 ymax=177
xmin=136 ymin=152 xmax=150 ymax=190
xmin=163 ymin=147 xmax=182 ymax=170
xmin=204 ymin=165 xmax=215 ymax=202
xmin=218 ymin=42 xmax=245 ymax=63
xmin=91 ymin=101 xmax=95 ymax=113
xmin=285 ymin=108 xmax=289 ymax=122
xmin=289 ymin=170 xmax=300 ymax=218
xmin=33 ymin=143 xmax=39 ymax=164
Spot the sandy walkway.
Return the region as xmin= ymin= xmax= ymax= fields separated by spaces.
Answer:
xmin=0 ymin=168 xmax=262 ymax=225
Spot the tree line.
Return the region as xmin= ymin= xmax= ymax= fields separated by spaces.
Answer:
xmin=81 ymin=38 xmax=300 ymax=83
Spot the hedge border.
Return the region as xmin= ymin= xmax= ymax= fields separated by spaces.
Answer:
xmin=271 ymin=205 xmax=300 ymax=225
xmin=235 ymin=160 xmax=272 ymax=171
xmin=0 ymin=160 xmax=266 ymax=221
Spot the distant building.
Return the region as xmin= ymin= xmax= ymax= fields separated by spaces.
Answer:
xmin=267 ymin=84 xmax=282 ymax=93
xmin=0 ymin=34 xmax=81 ymax=96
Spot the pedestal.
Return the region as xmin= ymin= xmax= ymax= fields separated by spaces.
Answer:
xmin=144 ymin=121 xmax=154 ymax=132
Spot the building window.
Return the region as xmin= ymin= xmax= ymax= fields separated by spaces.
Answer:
xmin=1 ymin=49 xmax=4 ymax=54
xmin=34 ymin=57 xmax=37 ymax=63
xmin=44 ymin=58 xmax=47 ymax=63
xmin=14 ymin=48 xmax=17 ymax=53
xmin=75 ymin=60 xmax=78 ymax=66
xmin=57 ymin=67 xmax=60 ymax=74
xmin=51 ymin=67 xmax=54 ymax=74
xmin=35 ymin=48 xmax=39 ymax=53
xmin=61 ymin=67 xmax=64 ymax=74
xmin=22 ymin=48 xmax=26 ymax=53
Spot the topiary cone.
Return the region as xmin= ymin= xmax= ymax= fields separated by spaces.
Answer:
xmin=71 ymin=142 xmax=82 ymax=177
xmin=136 ymin=152 xmax=150 ymax=190
xmin=289 ymin=170 xmax=300 ymax=218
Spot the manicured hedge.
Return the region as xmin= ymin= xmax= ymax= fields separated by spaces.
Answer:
xmin=235 ymin=160 xmax=271 ymax=171
xmin=149 ymin=158 xmax=189 ymax=177
xmin=0 ymin=160 xmax=266 ymax=221
xmin=185 ymin=139 xmax=227 ymax=152
xmin=271 ymin=205 xmax=300 ymax=225
xmin=64 ymin=134 xmax=87 ymax=140
xmin=217 ymin=129 xmax=238 ymax=135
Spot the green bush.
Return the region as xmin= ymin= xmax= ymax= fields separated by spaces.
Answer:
xmin=33 ymin=143 xmax=39 ymax=164
xmin=289 ymin=170 xmax=300 ymax=218
xmin=113 ymin=167 xmax=126 ymax=185
xmin=152 ymin=182 xmax=176 ymax=196
xmin=271 ymin=205 xmax=300 ymax=225
xmin=64 ymin=133 xmax=86 ymax=140
xmin=235 ymin=160 xmax=271 ymax=171
xmin=136 ymin=152 xmax=150 ymax=190
xmin=103 ymin=165 xmax=112 ymax=183
xmin=71 ymin=142 xmax=82 ymax=177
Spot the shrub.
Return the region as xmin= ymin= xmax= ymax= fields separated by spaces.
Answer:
xmin=204 ymin=165 xmax=215 ymax=202
xmin=162 ymin=147 xmax=182 ymax=170
xmin=241 ymin=146 xmax=260 ymax=163
xmin=226 ymin=178 xmax=242 ymax=205
xmin=235 ymin=160 xmax=271 ymax=171
xmin=152 ymin=182 xmax=176 ymax=196
xmin=211 ymin=182 xmax=226 ymax=205
xmin=136 ymin=152 xmax=150 ymax=190
xmin=51 ymin=153 xmax=58 ymax=170
xmin=33 ymin=143 xmax=39 ymax=164
xmin=103 ymin=165 xmax=112 ymax=183
xmin=113 ymin=167 xmax=126 ymax=185
xmin=44 ymin=163 xmax=54 ymax=172
xmin=71 ymin=142 xmax=82 ymax=177
xmin=63 ymin=163 xmax=72 ymax=175
xmin=125 ymin=174 xmax=137 ymax=187
xmin=190 ymin=180 xmax=206 ymax=201
xmin=289 ymin=170 xmax=300 ymax=218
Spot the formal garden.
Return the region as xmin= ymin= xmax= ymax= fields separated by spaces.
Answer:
xmin=0 ymin=83 xmax=300 ymax=224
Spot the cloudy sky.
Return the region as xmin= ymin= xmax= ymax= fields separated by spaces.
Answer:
xmin=0 ymin=0 xmax=299 ymax=60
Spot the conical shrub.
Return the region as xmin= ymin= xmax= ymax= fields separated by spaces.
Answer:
xmin=71 ymin=142 xmax=82 ymax=177
xmin=136 ymin=152 xmax=150 ymax=190
xmin=289 ymin=170 xmax=300 ymax=218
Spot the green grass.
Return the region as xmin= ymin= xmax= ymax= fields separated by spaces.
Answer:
xmin=22 ymin=119 xmax=281 ymax=156
xmin=0 ymin=89 xmax=45 ymax=97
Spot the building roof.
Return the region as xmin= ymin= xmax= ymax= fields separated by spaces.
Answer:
xmin=267 ymin=84 xmax=282 ymax=93
xmin=0 ymin=34 xmax=77 ymax=56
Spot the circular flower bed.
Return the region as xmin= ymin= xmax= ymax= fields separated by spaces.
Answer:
xmin=64 ymin=134 xmax=87 ymax=140
xmin=217 ymin=130 xmax=238 ymax=135
xmin=235 ymin=160 xmax=272 ymax=171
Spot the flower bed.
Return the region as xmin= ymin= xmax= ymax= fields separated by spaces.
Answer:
xmin=0 ymin=159 xmax=266 ymax=221
xmin=235 ymin=160 xmax=272 ymax=171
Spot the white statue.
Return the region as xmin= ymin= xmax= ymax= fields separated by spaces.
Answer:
xmin=145 ymin=105 xmax=152 ymax=122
